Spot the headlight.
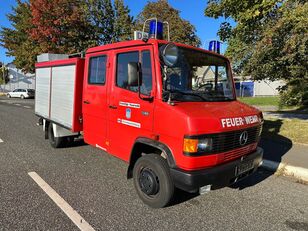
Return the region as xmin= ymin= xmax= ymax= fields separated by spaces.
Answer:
xmin=183 ymin=138 xmax=213 ymax=154
xmin=197 ymin=138 xmax=213 ymax=152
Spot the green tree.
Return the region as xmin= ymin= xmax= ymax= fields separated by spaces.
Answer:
xmin=205 ymin=0 xmax=308 ymax=106
xmin=113 ymin=0 xmax=134 ymax=42
xmin=0 ymin=0 xmax=39 ymax=73
xmin=136 ymin=0 xmax=201 ymax=47
xmin=84 ymin=0 xmax=115 ymax=45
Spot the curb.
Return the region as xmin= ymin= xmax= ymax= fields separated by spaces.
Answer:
xmin=261 ymin=159 xmax=308 ymax=182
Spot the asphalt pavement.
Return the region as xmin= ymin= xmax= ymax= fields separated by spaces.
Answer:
xmin=0 ymin=97 xmax=308 ymax=231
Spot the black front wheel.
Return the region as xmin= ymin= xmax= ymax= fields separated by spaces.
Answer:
xmin=133 ymin=154 xmax=174 ymax=208
xmin=48 ymin=123 xmax=67 ymax=148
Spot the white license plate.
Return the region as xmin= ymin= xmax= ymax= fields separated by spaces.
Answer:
xmin=236 ymin=160 xmax=254 ymax=176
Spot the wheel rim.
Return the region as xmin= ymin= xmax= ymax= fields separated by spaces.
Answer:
xmin=138 ymin=167 xmax=159 ymax=196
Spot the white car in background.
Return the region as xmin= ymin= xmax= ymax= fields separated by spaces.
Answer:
xmin=7 ymin=89 xmax=35 ymax=99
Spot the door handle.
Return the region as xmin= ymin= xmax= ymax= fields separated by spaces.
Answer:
xmin=83 ymin=100 xmax=90 ymax=104
xmin=109 ymin=105 xmax=117 ymax=109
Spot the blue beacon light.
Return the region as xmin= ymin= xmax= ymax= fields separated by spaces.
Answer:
xmin=209 ymin=40 xmax=221 ymax=54
xmin=149 ymin=20 xmax=164 ymax=40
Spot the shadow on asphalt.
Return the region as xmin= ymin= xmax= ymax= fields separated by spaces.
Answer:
xmin=261 ymin=119 xmax=293 ymax=162
xmin=64 ymin=138 xmax=89 ymax=148
xmin=169 ymin=188 xmax=199 ymax=207
xmin=169 ymin=169 xmax=275 ymax=206
xmin=230 ymin=169 xmax=273 ymax=190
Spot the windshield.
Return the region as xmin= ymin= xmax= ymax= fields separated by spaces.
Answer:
xmin=161 ymin=46 xmax=235 ymax=102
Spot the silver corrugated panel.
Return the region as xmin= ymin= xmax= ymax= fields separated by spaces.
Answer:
xmin=50 ymin=65 xmax=76 ymax=128
xmin=35 ymin=67 xmax=51 ymax=117
xmin=37 ymin=53 xmax=68 ymax=62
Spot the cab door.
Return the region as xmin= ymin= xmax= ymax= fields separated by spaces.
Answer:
xmin=83 ymin=53 xmax=109 ymax=150
xmin=108 ymin=47 xmax=155 ymax=161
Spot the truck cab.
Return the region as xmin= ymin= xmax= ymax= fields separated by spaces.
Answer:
xmin=35 ymin=27 xmax=263 ymax=208
xmin=82 ymin=39 xmax=263 ymax=207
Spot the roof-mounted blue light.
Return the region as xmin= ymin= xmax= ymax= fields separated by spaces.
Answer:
xmin=149 ymin=20 xmax=163 ymax=40
xmin=140 ymin=18 xmax=169 ymax=41
xmin=209 ymin=40 xmax=221 ymax=54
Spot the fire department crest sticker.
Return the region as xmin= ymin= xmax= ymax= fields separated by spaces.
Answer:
xmin=126 ymin=108 xmax=131 ymax=119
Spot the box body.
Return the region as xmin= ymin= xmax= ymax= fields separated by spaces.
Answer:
xmin=35 ymin=58 xmax=85 ymax=132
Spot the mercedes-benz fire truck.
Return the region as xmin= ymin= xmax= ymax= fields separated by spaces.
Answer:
xmin=35 ymin=19 xmax=263 ymax=208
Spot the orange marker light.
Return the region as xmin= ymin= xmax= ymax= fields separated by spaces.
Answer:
xmin=183 ymin=138 xmax=198 ymax=153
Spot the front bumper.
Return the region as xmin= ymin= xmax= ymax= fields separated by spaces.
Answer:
xmin=170 ymin=147 xmax=263 ymax=193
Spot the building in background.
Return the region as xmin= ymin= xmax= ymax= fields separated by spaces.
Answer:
xmin=234 ymin=76 xmax=284 ymax=97
xmin=0 ymin=63 xmax=35 ymax=92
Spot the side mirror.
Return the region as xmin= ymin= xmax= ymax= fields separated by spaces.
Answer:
xmin=128 ymin=62 xmax=153 ymax=102
xmin=128 ymin=62 xmax=140 ymax=87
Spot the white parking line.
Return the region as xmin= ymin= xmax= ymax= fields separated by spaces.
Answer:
xmin=28 ymin=172 xmax=95 ymax=231
xmin=23 ymin=106 xmax=31 ymax=109
xmin=14 ymin=104 xmax=21 ymax=106
xmin=0 ymin=138 xmax=3 ymax=143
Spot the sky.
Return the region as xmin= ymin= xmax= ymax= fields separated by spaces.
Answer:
xmin=0 ymin=0 xmax=234 ymax=64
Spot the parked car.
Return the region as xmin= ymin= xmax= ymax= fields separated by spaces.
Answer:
xmin=7 ymin=89 xmax=35 ymax=99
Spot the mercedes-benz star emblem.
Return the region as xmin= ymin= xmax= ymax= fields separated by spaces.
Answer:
xmin=239 ymin=131 xmax=248 ymax=146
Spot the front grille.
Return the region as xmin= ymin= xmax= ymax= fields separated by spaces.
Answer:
xmin=222 ymin=143 xmax=258 ymax=162
xmin=210 ymin=125 xmax=261 ymax=154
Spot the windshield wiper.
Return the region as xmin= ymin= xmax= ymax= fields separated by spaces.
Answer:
xmin=207 ymin=95 xmax=234 ymax=101
xmin=169 ymin=90 xmax=210 ymax=101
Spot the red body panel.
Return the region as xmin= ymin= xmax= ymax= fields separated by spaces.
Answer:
xmin=153 ymin=100 xmax=261 ymax=170
xmin=72 ymin=59 xmax=85 ymax=132
xmin=82 ymin=51 xmax=110 ymax=149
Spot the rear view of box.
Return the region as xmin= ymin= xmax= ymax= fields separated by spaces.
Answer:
xmin=35 ymin=58 xmax=85 ymax=132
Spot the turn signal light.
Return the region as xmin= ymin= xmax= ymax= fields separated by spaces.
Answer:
xmin=183 ymin=138 xmax=198 ymax=153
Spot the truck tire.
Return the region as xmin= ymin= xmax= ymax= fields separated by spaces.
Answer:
xmin=48 ymin=123 xmax=67 ymax=148
xmin=20 ymin=95 xmax=25 ymax=99
xmin=7 ymin=94 xmax=11 ymax=98
xmin=133 ymin=154 xmax=174 ymax=208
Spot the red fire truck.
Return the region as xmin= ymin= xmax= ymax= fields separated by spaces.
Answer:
xmin=35 ymin=20 xmax=263 ymax=208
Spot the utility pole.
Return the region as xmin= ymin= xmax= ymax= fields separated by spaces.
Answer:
xmin=1 ymin=61 xmax=4 ymax=94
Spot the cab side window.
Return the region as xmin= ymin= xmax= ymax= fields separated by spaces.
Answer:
xmin=88 ymin=56 xmax=107 ymax=85
xmin=141 ymin=51 xmax=152 ymax=95
xmin=116 ymin=52 xmax=139 ymax=92
xmin=116 ymin=50 xmax=153 ymax=95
